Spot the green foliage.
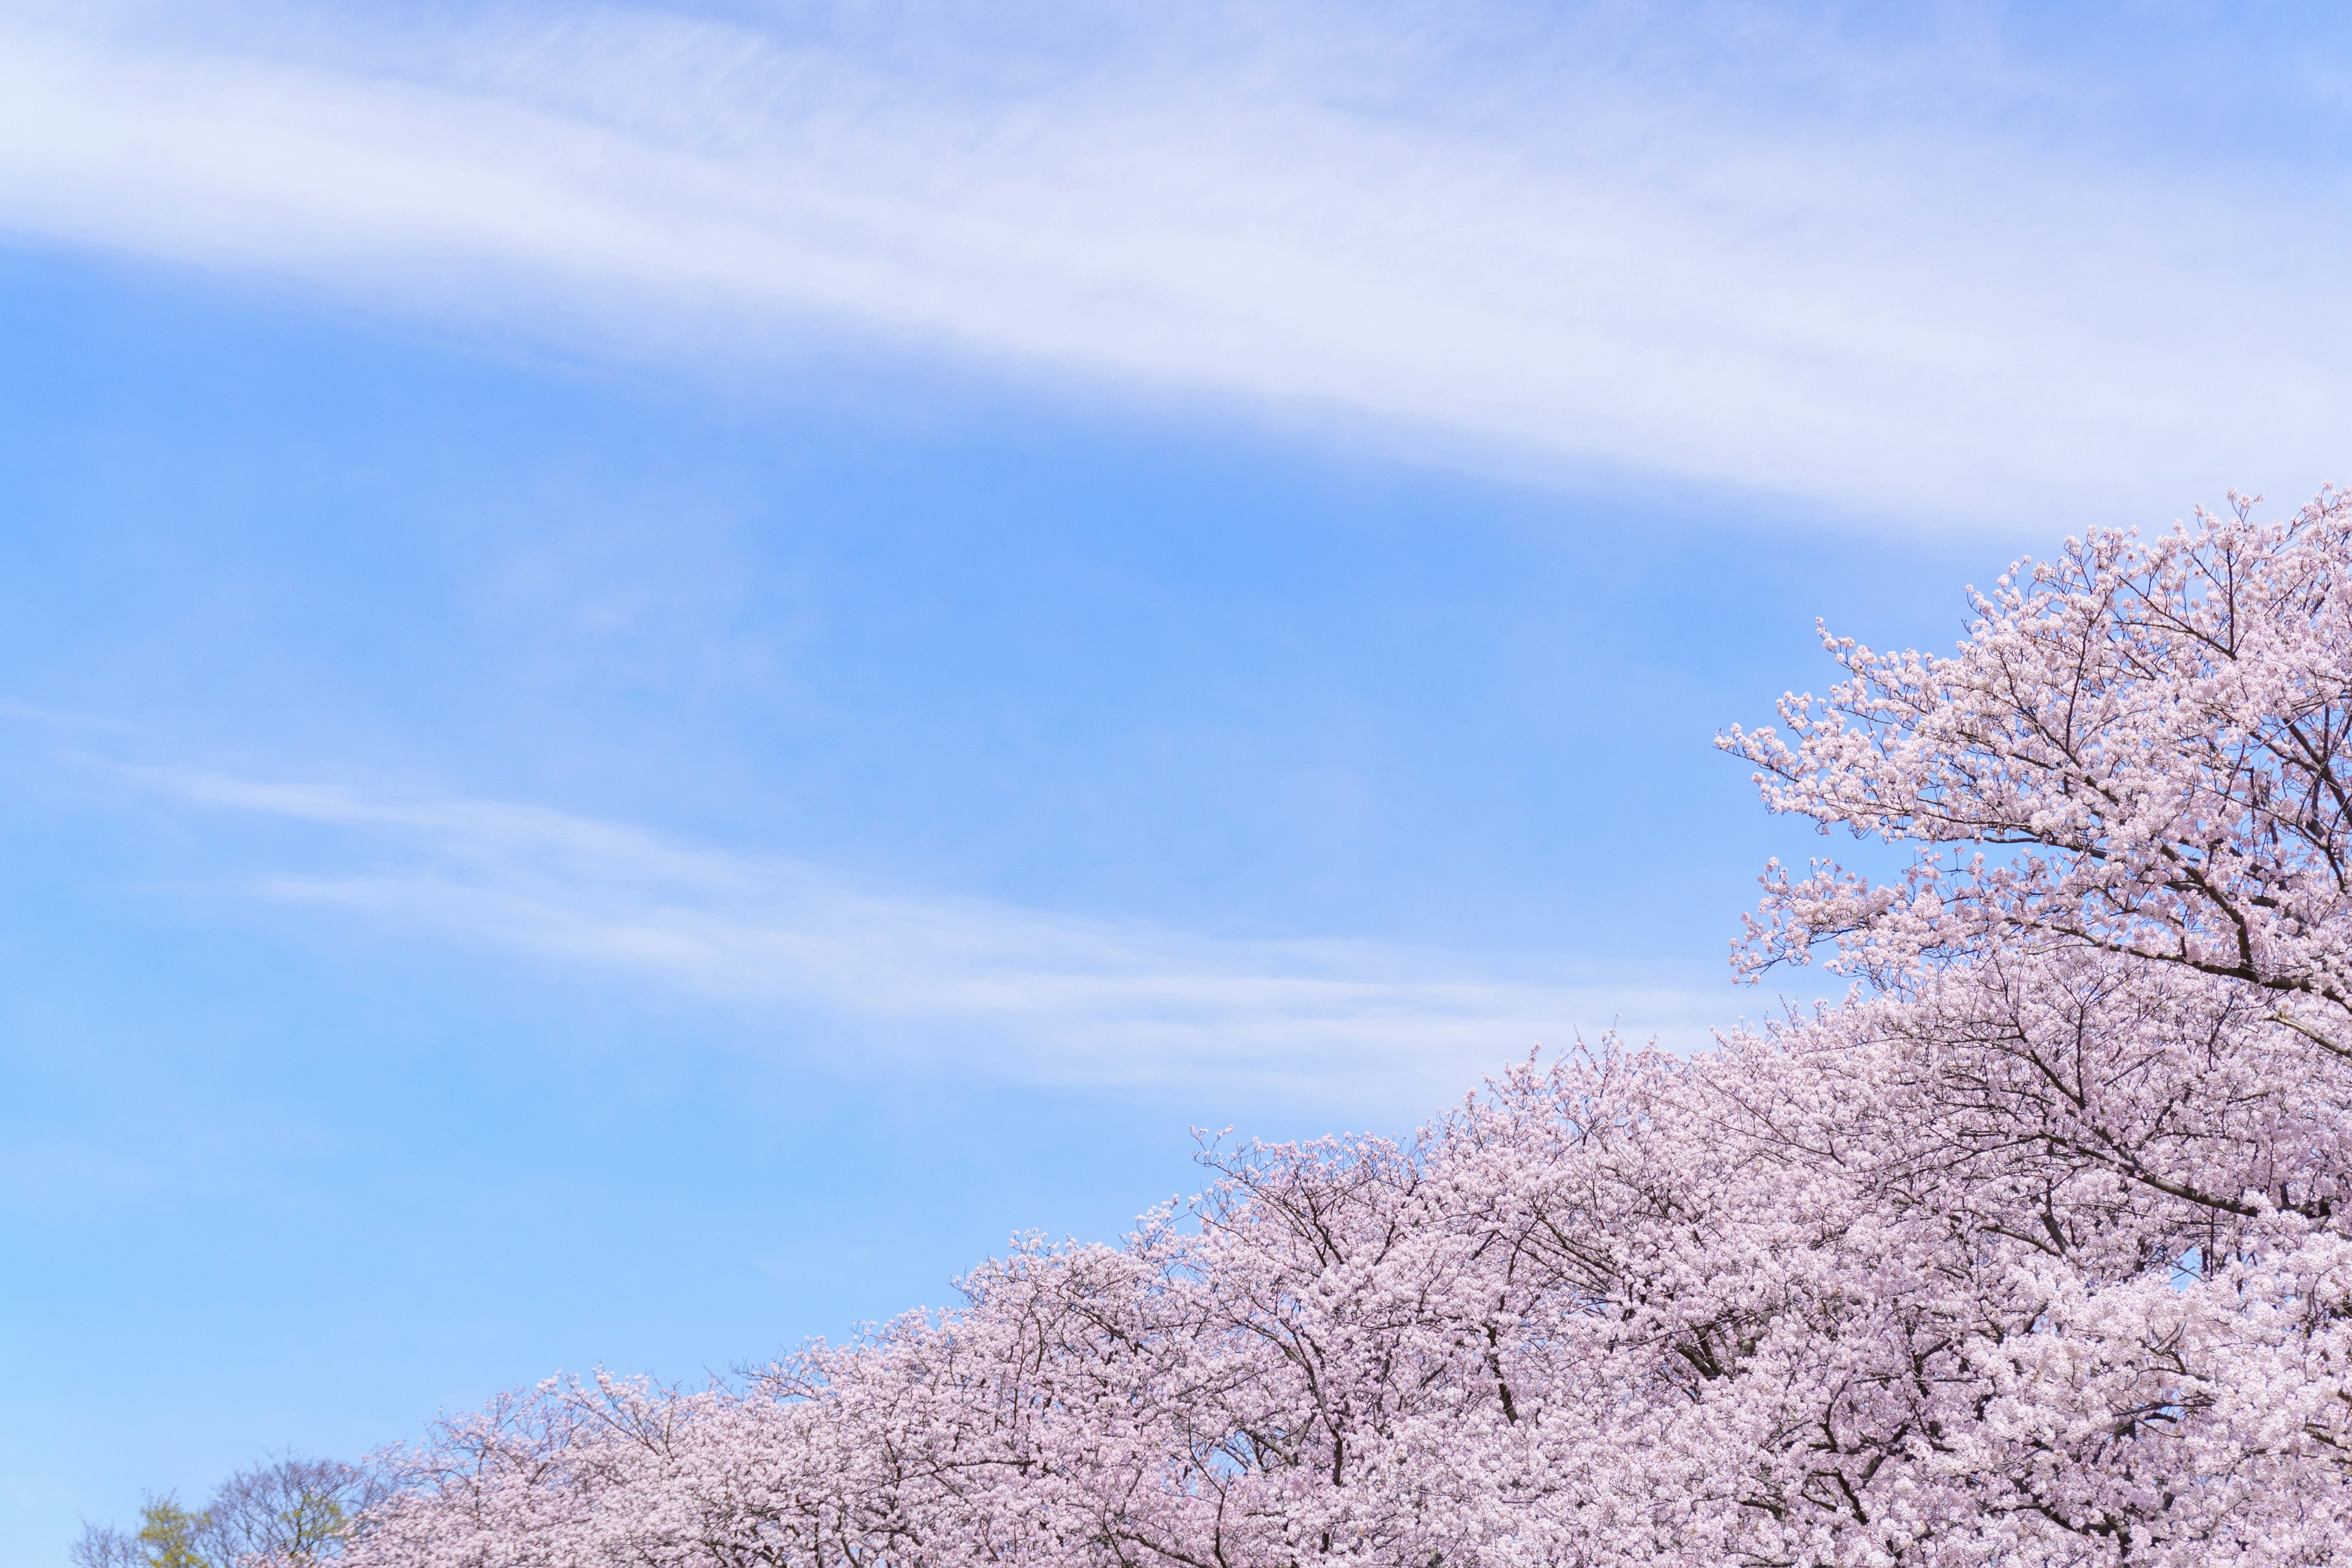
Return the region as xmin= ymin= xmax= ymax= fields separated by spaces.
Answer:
xmin=72 ymin=1457 xmax=374 ymax=1568
xmin=134 ymin=1496 xmax=211 ymax=1568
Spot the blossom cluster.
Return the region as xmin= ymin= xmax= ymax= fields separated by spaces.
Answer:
xmin=346 ymin=496 xmax=2352 ymax=1567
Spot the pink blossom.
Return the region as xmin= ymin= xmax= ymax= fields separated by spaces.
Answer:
xmin=348 ymin=496 xmax=2352 ymax=1568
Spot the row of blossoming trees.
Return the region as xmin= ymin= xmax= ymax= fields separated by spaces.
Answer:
xmin=347 ymin=498 xmax=2352 ymax=1567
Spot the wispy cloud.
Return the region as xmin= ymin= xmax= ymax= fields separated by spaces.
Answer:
xmin=142 ymin=768 xmax=1735 ymax=1104
xmin=2 ymin=1 xmax=2343 ymax=522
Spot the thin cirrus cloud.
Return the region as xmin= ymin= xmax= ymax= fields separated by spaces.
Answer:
xmin=2 ymin=1 xmax=2346 ymax=523
xmin=145 ymin=769 xmax=1733 ymax=1105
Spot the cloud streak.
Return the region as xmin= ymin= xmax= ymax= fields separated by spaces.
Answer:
xmin=3 ymin=1 xmax=2346 ymax=522
xmin=146 ymin=769 xmax=1735 ymax=1105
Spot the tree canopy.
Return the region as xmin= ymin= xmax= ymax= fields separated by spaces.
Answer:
xmin=337 ymin=494 xmax=2352 ymax=1567
xmin=75 ymin=1458 xmax=374 ymax=1568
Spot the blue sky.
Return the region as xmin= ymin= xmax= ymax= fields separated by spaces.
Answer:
xmin=6 ymin=2 xmax=2351 ymax=1561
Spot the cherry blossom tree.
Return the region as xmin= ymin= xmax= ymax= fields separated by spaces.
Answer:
xmin=1721 ymin=488 xmax=2352 ymax=1039
xmin=341 ymin=494 xmax=2352 ymax=1568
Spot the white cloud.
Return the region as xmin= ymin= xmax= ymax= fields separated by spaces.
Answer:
xmin=2 ymin=1 xmax=2346 ymax=524
xmin=144 ymin=769 xmax=1737 ymax=1106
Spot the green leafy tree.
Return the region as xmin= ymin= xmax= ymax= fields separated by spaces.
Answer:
xmin=72 ymin=1458 xmax=374 ymax=1568
xmin=135 ymin=1496 xmax=210 ymax=1568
